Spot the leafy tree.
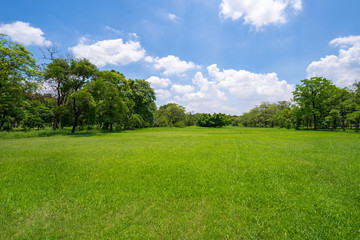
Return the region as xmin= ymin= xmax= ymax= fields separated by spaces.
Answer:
xmin=127 ymin=79 xmax=156 ymax=127
xmin=196 ymin=113 xmax=230 ymax=127
xmin=68 ymin=87 xmax=96 ymax=133
xmin=0 ymin=34 xmax=40 ymax=130
xmin=90 ymin=70 xmax=129 ymax=130
xmin=44 ymin=58 xmax=97 ymax=132
xmin=43 ymin=58 xmax=72 ymax=129
xmin=156 ymin=103 xmax=187 ymax=127
xmin=293 ymin=77 xmax=336 ymax=130
xmin=68 ymin=59 xmax=97 ymax=132
xmin=347 ymin=82 xmax=360 ymax=132
xmin=328 ymin=87 xmax=352 ymax=131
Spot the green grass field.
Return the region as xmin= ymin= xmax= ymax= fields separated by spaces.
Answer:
xmin=1 ymin=127 xmax=359 ymax=239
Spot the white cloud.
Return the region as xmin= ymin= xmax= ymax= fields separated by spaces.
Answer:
xmin=307 ymin=35 xmax=360 ymax=87
xmin=168 ymin=13 xmax=177 ymax=21
xmin=146 ymin=76 xmax=171 ymax=88
xmin=0 ymin=21 xmax=51 ymax=46
xmin=220 ymin=0 xmax=302 ymax=28
xmin=149 ymin=55 xmax=200 ymax=76
xmin=70 ymin=38 xmax=145 ymax=67
xmin=208 ymin=64 xmax=293 ymax=99
xmin=171 ymin=84 xmax=195 ymax=94
xmin=155 ymin=89 xmax=171 ymax=100
xmin=171 ymin=66 xmax=293 ymax=114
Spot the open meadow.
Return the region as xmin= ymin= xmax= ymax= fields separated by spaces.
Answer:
xmin=0 ymin=127 xmax=359 ymax=239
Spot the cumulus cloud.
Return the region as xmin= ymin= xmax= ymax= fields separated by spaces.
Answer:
xmin=70 ymin=38 xmax=145 ymax=67
xmin=171 ymin=84 xmax=195 ymax=94
xmin=307 ymin=35 xmax=360 ymax=87
xmin=155 ymin=89 xmax=171 ymax=100
xmin=208 ymin=64 xmax=293 ymax=99
xmin=330 ymin=35 xmax=360 ymax=47
xmin=220 ymin=0 xmax=302 ymax=28
xmin=146 ymin=76 xmax=171 ymax=88
xmin=146 ymin=55 xmax=200 ymax=76
xmin=171 ymin=66 xmax=293 ymax=114
xmin=0 ymin=21 xmax=51 ymax=46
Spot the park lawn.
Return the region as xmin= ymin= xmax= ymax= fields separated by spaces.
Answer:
xmin=0 ymin=127 xmax=359 ymax=239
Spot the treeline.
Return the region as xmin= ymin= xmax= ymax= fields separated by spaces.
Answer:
xmin=154 ymin=103 xmax=230 ymax=128
xmin=3 ymin=34 xmax=360 ymax=132
xmin=1 ymin=34 xmax=230 ymax=132
xmin=1 ymin=34 xmax=157 ymax=132
xmin=234 ymin=77 xmax=360 ymax=132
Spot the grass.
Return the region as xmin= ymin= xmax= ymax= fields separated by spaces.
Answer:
xmin=0 ymin=127 xmax=359 ymax=239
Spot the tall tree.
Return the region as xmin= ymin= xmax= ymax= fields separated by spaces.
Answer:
xmin=293 ymin=77 xmax=336 ymax=130
xmin=43 ymin=58 xmax=72 ymax=129
xmin=90 ymin=70 xmax=129 ymax=130
xmin=127 ymin=79 xmax=156 ymax=127
xmin=0 ymin=34 xmax=40 ymax=130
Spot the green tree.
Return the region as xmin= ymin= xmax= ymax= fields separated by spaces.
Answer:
xmin=90 ymin=70 xmax=129 ymax=130
xmin=0 ymin=34 xmax=40 ymax=130
xmin=68 ymin=87 xmax=96 ymax=133
xmin=293 ymin=77 xmax=336 ymax=130
xmin=43 ymin=58 xmax=72 ymax=129
xmin=127 ymin=79 xmax=156 ymax=128
xmin=156 ymin=103 xmax=187 ymax=127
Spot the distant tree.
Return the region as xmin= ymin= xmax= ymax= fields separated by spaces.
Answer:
xmin=293 ymin=77 xmax=336 ymax=130
xmin=347 ymin=82 xmax=360 ymax=132
xmin=196 ymin=113 xmax=230 ymax=127
xmin=156 ymin=103 xmax=187 ymax=127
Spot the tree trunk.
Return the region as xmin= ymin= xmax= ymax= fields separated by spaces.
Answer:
xmin=313 ymin=114 xmax=317 ymax=130
xmin=341 ymin=118 xmax=345 ymax=131
xmin=356 ymin=120 xmax=359 ymax=133
xmin=333 ymin=119 xmax=336 ymax=130
xmin=71 ymin=115 xmax=79 ymax=133
xmin=53 ymin=115 xmax=59 ymax=130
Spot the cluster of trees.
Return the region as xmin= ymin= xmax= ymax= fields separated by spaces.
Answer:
xmin=154 ymin=103 xmax=231 ymax=128
xmin=235 ymin=77 xmax=360 ymax=132
xmin=0 ymin=34 xmax=156 ymax=132
xmin=3 ymin=34 xmax=359 ymax=132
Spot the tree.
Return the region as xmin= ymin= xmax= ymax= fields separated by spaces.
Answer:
xmin=0 ymin=34 xmax=40 ymax=130
xmin=44 ymin=58 xmax=97 ymax=132
xmin=90 ymin=70 xmax=129 ymax=130
xmin=156 ymin=103 xmax=187 ymax=127
xmin=347 ymin=82 xmax=360 ymax=132
xmin=196 ymin=113 xmax=230 ymax=127
xmin=68 ymin=87 xmax=96 ymax=133
xmin=68 ymin=59 xmax=97 ymax=133
xmin=127 ymin=79 xmax=156 ymax=128
xmin=43 ymin=58 xmax=72 ymax=129
xmin=293 ymin=77 xmax=336 ymax=130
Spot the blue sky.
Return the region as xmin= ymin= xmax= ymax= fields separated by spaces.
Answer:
xmin=1 ymin=0 xmax=360 ymax=114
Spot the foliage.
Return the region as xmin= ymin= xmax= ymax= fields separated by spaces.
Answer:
xmin=196 ymin=113 xmax=230 ymax=127
xmin=0 ymin=34 xmax=40 ymax=130
xmin=155 ymin=103 xmax=187 ymax=127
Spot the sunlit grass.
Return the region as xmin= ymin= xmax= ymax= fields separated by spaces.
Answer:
xmin=1 ymin=127 xmax=359 ymax=239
